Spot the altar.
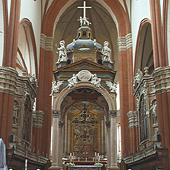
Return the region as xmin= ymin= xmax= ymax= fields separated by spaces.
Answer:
xmin=68 ymin=165 xmax=102 ymax=170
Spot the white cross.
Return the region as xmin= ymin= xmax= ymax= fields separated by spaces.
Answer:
xmin=78 ymin=1 xmax=92 ymax=18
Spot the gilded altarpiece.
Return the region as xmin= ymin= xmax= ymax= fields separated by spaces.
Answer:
xmin=70 ymin=102 xmax=101 ymax=157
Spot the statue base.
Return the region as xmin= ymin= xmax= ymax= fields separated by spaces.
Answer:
xmin=103 ymin=61 xmax=113 ymax=69
xmin=56 ymin=61 xmax=67 ymax=68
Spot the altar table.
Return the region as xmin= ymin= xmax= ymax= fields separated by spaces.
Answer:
xmin=68 ymin=165 xmax=102 ymax=170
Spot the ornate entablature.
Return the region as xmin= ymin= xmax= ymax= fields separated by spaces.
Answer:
xmin=131 ymin=67 xmax=158 ymax=151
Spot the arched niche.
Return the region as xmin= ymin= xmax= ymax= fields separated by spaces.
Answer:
xmin=53 ymin=82 xmax=116 ymax=121
xmin=17 ymin=19 xmax=38 ymax=77
xmin=134 ymin=19 xmax=154 ymax=75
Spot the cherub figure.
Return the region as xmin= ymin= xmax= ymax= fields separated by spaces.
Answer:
xmin=102 ymin=41 xmax=113 ymax=63
xmin=91 ymin=74 xmax=101 ymax=88
xmin=56 ymin=40 xmax=68 ymax=64
xmin=68 ymin=74 xmax=78 ymax=88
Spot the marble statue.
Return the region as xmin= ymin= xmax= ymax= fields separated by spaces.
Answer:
xmin=68 ymin=74 xmax=78 ymax=88
xmin=102 ymin=41 xmax=113 ymax=63
xmin=106 ymin=81 xmax=117 ymax=93
xmin=133 ymin=69 xmax=143 ymax=89
xmin=91 ymin=74 xmax=101 ymax=88
xmin=78 ymin=16 xmax=91 ymax=26
xmin=56 ymin=40 xmax=68 ymax=64
xmin=50 ymin=81 xmax=64 ymax=96
xmin=0 ymin=138 xmax=8 ymax=170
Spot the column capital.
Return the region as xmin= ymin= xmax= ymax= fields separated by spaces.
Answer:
xmin=109 ymin=110 xmax=117 ymax=118
xmin=52 ymin=110 xmax=60 ymax=118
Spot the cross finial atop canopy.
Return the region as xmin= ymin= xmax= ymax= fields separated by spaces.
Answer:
xmin=78 ymin=1 xmax=92 ymax=18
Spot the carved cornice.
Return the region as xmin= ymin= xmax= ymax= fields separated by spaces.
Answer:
xmin=0 ymin=66 xmax=18 ymax=95
xmin=118 ymin=33 xmax=132 ymax=51
xmin=40 ymin=33 xmax=54 ymax=51
xmin=127 ymin=111 xmax=138 ymax=128
xmin=32 ymin=110 xmax=44 ymax=128
xmin=52 ymin=110 xmax=61 ymax=118
xmin=153 ymin=66 xmax=170 ymax=95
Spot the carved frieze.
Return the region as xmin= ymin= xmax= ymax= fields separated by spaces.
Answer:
xmin=33 ymin=111 xmax=44 ymax=128
xmin=127 ymin=111 xmax=138 ymax=129
xmin=67 ymin=70 xmax=101 ymax=88
xmin=0 ymin=66 xmax=18 ymax=95
xmin=153 ymin=66 xmax=170 ymax=95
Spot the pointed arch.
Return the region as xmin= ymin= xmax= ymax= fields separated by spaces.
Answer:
xmin=18 ymin=18 xmax=38 ymax=78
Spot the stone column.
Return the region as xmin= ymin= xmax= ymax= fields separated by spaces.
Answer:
xmin=67 ymin=117 xmax=71 ymax=153
xmin=105 ymin=120 xmax=110 ymax=169
xmin=59 ymin=121 xmax=64 ymax=169
xmin=101 ymin=119 xmax=104 ymax=154
xmin=49 ymin=110 xmax=60 ymax=170
xmin=64 ymin=114 xmax=67 ymax=154
xmin=109 ymin=110 xmax=119 ymax=170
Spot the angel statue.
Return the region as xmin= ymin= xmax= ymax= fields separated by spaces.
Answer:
xmin=50 ymin=81 xmax=64 ymax=96
xmin=102 ymin=41 xmax=113 ymax=63
xmin=56 ymin=40 xmax=68 ymax=64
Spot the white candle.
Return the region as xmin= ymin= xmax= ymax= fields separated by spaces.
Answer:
xmin=97 ymin=153 xmax=99 ymax=156
xmin=70 ymin=153 xmax=72 ymax=156
xmin=93 ymin=157 xmax=94 ymax=161
xmin=25 ymin=159 xmax=27 ymax=170
xmin=95 ymin=152 xmax=96 ymax=156
xmin=73 ymin=152 xmax=74 ymax=156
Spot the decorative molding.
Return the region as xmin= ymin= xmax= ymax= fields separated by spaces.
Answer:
xmin=153 ymin=66 xmax=170 ymax=95
xmin=52 ymin=110 xmax=60 ymax=118
xmin=67 ymin=70 xmax=101 ymax=88
xmin=32 ymin=111 xmax=44 ymax=128
xmin=123 ymin=143 xmax=157 ymax=164
xmin=77 ymin=70 xmax=92 ymax=82
xmin=0 ymin=66 xmax=18 ymax=96
xmin=40 ymin=33 xmax=54 ymax=51
xmin=118 ymin=33 xmax=132 ymax=51
xmin=127 ymin=111 xmax=138 ymax=128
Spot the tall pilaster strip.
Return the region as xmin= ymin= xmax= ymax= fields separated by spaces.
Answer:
xmin=127 ymin=111 xmax=138 ymax=129
xmin=0 ymin=66 xmax=18 ymax=95
xmin=153 ymin=66 xmax=170 ymax=95
xmin=118 ymin=33 xmax=132 ymax=51
xmin=40 ymin=33 xmax=54 ymax=51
